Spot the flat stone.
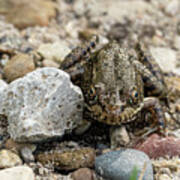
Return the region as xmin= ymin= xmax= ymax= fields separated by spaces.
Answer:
xmin=0 ymin=68 xmax=84 ymax=142
xmin=3 ymin=53 xmax=35 ymax=82
xmin=0 ymin=149 xmax=22 ymax=168
xmin=0 ymin=166 xmax=34 ymax=180
xmin=36 ymin=147 xmax=95 ymax=171
xmin=95 ymin=149 xmax=153 ymax=180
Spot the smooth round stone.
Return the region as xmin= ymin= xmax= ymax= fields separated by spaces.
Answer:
xmin=95 ymin=149 xmax=153 ymax=180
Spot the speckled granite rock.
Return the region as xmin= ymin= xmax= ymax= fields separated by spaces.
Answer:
xmin=95 ymin=149 xmax=153 ymax=180
xmin=0 ymin=68 xmax=84 ymax=142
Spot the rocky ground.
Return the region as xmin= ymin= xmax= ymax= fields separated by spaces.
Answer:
xmin=0 ymin=0 xmax=180 ymax=179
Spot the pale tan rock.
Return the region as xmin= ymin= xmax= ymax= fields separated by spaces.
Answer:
xmin=71 ymin=168 xmax=95 ymax=180
xmin=159 ymin=174 xmax=172 ymax=180
xmin=0 ymin=0 xmax=56 ymax=29
xmin=0 ymin=166 xmax=34 ymax=180
xmin=0 ymin=149 xmax=22 ymax=168
xmin=165 ymin=76 xmax=180 ymax=101
xmin=4 ymin=53 xmax=35 ymax=82
xmin=38 ymin=42 xmax=71 ymax=63
xmin=150 ymin=47 xmax=177 ymax=72
xmin=110 ymin=126 xmax=130 ymax=148
xmin=42 ymin=59 xmax=59 ymax=68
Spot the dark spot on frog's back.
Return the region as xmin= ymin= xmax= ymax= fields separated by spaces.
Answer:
xmin=76 ymin=104 xmax=81 ymax=110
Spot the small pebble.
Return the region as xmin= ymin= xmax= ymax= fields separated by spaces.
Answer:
xmin=3 ymin=53 xmax=35 ymax=82
xmin=0 ymin=149 xmax=22 ymax=168
xmin=71 ymin=168 xmax=95 ymax=180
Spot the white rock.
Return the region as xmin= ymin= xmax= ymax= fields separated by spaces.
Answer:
xmin=0 ymin=80 xmax=8 ymax=93
xmin=0 ymin=166 xmax=34 ymax=180
xmin=159 ymin=174 xmax=172 ymax=180
xmin=37 ymin=42 xmax=71 ymax=63
xmin=165 ymin=0 xmax=179 ymax=16
xmin=0 ymin=150 xmax=22 ymax=168
xmin=0 ymin=68 xmax=84 ymax=142
xmin=173 ymin=68 xmax=180 ymax=76
xmin=150 ymin=47 xmax=177 ymax=72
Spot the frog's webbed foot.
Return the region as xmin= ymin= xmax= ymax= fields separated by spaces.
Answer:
xmin=142 ymin=97 xmax=165 ymax=131
xmin=134 ymin=43 xmax=167 ymax=98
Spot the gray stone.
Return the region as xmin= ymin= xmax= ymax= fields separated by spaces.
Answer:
xmin=20 ymin=146 xmax=36 ymax=162
xmin=95 ymin=149 xmax=153 ymax=180
xmin=0 ymin=68 xmax=84 ymax=142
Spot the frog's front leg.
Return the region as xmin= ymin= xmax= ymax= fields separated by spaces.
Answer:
xmin=64 ymin=63 xmax=85 ymax=83
xmin=142 ymin=97 xmax=165 ymax=130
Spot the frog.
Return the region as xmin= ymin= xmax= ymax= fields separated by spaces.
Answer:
xmin=60 ymin=37 xmax=167 ymax=133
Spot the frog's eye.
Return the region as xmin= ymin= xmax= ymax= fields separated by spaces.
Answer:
xmin=132 ymin=91 xmax=138 ymax=98
xmin=129 ymin=90 xmax=139 ymax=104
xmin=89 ymin=87 xmax=96 ymax=95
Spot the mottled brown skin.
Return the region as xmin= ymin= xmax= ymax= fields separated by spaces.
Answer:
xmin=61 ymin=39 xmax=167 ymax=130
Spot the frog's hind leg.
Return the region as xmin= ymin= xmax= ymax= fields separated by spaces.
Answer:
xmin=142 ymin=97 xmax=165 ymax=131
xmin=134 ymin=43 xmax=167 ymax=98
